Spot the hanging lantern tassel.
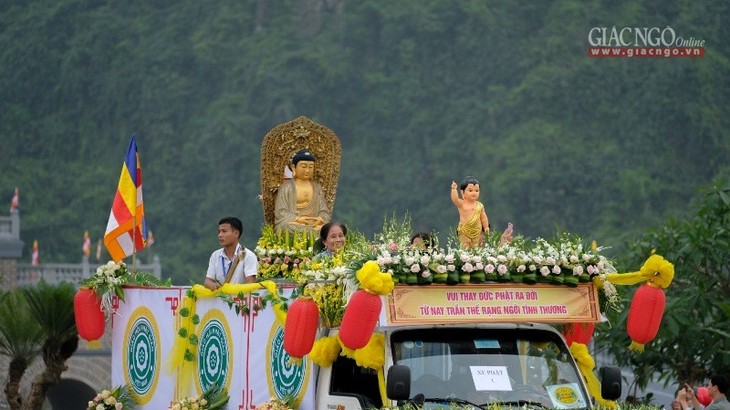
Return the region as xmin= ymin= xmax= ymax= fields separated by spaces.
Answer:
xmin=339 ymin=290 xmax=382 ymax=350
xmin=626 ymin=283 xmax=666 ymax=352
xmin=74 ymin=288 xmax=106 ymax=349
xmin=563 ymin=322 xmax=595 ymax=347
xmin=284 ymin=296 xmax=320 ymax=359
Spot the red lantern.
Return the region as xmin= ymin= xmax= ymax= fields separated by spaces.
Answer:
xmin=73 ymin=288 xmax=106 ymax=348
xmin=284 ymin=296 xmax=320 ymax=358
xmin=626 ymin=283 xmax=666 ymax=351
xmin=339 ymin=290 xmax=381 ymax=350
xmin=563 ymin=322 xmax=595 ymax=346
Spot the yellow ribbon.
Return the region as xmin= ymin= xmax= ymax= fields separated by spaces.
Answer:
xmin=569 ymin=343 xmax=617 ymax=409
xmin=601 ymin=254 xmax=674 ymax=288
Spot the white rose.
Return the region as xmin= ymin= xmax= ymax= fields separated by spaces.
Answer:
xmin=463 ymin=263 xmax=474 ymax=273
xmin=573 ymin=266 xmax=584 ymax=275
xmin=517 ymin=264 xmax=526 ymax=272
xmin=570 ymin=255 xmax=579 ymax=263
xmin=552 ymin=265 xmax=561 ymax=274
xmin=436 ymin=265 xmax=447 ymax=274
xmin=420 ymin=255 xmax=430 ymax=265
xmin=485 ymin=264 xmax=495 ymax=273
xmin=410 ymin=264 xmax=420 ymax=273
xmin=529 ymin=264 xmax=537 ymax=271
xmin=447 ymin=264 xmax=456 ymax=272
xmin=497 ymin=264 xmax=507 ymax=275
xmin=445 ymin=254 xmax=455 ymax=263
xmin=540 ymin=266 xmax=550 ymax=276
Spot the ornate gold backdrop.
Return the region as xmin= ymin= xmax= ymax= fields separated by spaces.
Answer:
xmin=259 ymin=116 xmax=342 ymax=226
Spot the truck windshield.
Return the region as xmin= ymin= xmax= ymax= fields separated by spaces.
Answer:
xmin=391 ymin=327 xmax=590 ymax=409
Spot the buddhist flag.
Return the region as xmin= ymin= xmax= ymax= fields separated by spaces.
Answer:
xmin=96 ymin=239 xmax=102 ymax=261
xmin=104 ymin=134 xmax=148 ymax=262
xmin=31 ymin=239 xmax=39 ymax=265
xmin=82 ymin=231 xmax=91 ymax=256
xmin=9 ymin=187 xmax=19 ymax=213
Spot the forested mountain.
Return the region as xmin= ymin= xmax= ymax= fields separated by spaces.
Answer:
xmin=1 ymin=0 xmax=728 ymax=283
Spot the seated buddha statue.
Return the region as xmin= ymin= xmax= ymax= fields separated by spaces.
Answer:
xmin=274 ymin=149 xmax=331 ymax=232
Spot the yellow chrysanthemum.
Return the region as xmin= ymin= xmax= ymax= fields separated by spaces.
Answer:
xmin=356 ymin=261 xmax=394 ymax=296
xmin=308 ymin=336 xmax=342 ymax=368
xmin=640 ymin=254 xmax=675 ymax=288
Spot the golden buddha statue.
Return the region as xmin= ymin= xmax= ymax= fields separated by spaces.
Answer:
xmin=274 ymin=149 xmax=331 ymax=231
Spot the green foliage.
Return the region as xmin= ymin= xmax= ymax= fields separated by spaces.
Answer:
xmin=596 ymin=175 xmax=730 ymax=390
xmin=1 ymin=1 xmax=729 ymax=287
xmin=0 ymin=290 xmax=43 ymax=362
xmin=20 ymin=281 xmax=77 ymax=344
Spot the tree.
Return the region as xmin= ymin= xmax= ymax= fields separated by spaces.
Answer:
xmin=596 ymin=175 xmax=730 ymax=392
xmin=0 ymin=282 xmax=78 ymax=410
xmin=0 ymin=290 xmax=43 ymax=409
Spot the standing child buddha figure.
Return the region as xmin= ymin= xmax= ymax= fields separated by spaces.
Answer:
xmin=451 ymin=176 xmax=490 ymax=249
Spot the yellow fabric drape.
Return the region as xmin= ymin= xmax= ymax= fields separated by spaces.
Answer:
xmin=570 ymin=343 xmax=617 ymax=409
xmin=601 ymin=254 xmax=675 ymax=288
xmin=165 ymin=281 xmax=284 ymax=398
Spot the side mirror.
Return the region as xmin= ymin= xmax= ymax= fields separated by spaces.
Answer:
xmin=599 ymin=366 xmax=622 ymax=400
xmin=386 ymin=365 xmax=411 ymax=401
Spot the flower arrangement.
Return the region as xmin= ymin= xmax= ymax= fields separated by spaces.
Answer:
xmin=86 ymin=385 xmax=135 ymax=410
xmin=80 ymin=260 xmax=171 ymax=317
xmin=302 ymin=282 xmax=345 ymax=328
xmin=80 ymin=261 xmax=130 ymax=317
xmin=255 ymin=225 xmax=315 ymax=281
xmin=255 ymin=395 xmax=296 ymax=410
xmin=167 ymin=384 xmax=229 ymax=410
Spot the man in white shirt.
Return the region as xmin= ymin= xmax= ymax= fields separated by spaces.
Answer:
xmin=203 ymin=217 xmax=258 ymax=290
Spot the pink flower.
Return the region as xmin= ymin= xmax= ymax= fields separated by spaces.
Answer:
xmin=283 ymin=256 xmax=291 ymax=264
xmin=497 ymin=264 xmax=507 ymax=275
xmin=540 ymin=266 xmax=550 ymax=276
xmin=462 ymin=263 xmax=474 ymax=273
xmin=389 ymin=242 xmax=398 ymax=252
xmin=552 ymin=265 xmax=561 ymax=274
xmin=410 ymin=264 xmax=420 ymax=273
xmin=421 ymin=271 xmax=431 ymax=278
xmin=485 ymin=264 xmax=495 ymax=273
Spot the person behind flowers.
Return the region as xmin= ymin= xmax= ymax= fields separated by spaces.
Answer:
xmin=684 ymin=375 xmax=730 ymax=410
xmin=203 ymin=216 xmax=258 ymax=290
xmin=410 ymin=232 xmax=435 ymax=251
xmin=313 ymin=222 xmax=347 ymax=260
xmin=451 ymin=176 xmax=489 ymax=248
xmin=274 ymin=149 xmax=331 ymax=232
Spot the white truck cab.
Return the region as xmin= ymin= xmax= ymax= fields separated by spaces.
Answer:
xmin=316 ymin=323 xmax=621 ymax=409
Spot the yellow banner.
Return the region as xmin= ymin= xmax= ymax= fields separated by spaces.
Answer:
xmin=385 ymin=283 xmax=600 ymax=325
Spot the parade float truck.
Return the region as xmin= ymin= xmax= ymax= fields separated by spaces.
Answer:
xmin=109 ymin=279 xmax=622 ymax=410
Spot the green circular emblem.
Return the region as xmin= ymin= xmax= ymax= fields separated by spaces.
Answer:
xmin=270 ymin=326 xmax=306 ymax=398
xmin=198 ymin=319 xmax=230 ymax=391
xmin=126 ymin=316 xmax=157 ymax=396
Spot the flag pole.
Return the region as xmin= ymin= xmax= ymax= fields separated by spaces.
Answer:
xmin=132 ymin=204 xmax=137 ymax=273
